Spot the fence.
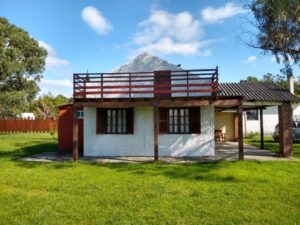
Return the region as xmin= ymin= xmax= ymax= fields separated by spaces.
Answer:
xmin=0 ymin=119 xmax=58 ymax=133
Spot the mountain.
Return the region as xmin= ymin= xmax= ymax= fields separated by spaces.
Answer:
xmin=112 ymin=52 xmax=183 ymax=72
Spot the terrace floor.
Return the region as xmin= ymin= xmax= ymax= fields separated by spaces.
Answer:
xmin=20 ymin=142 xmax=295 ymax=163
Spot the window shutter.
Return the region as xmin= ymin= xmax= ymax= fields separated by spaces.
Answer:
xmin=189 ymin=107 xmax=201 ymax=134
xmin=126 ymin=108 xmax=134 ymax=134
xmin=96 ymin=108 xmax=107 ymax=134
xmin=159 ymin=107 xmax=168 ymax=134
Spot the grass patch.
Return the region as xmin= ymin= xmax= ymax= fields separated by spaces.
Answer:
xmin=245 ymin=135 xmax=300 ymax=158
xmin=0 ymin=133 xmax=299 ymax=224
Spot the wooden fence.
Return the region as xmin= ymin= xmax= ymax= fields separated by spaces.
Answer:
xmin=0 ymin=119 xmax=58 ymax=133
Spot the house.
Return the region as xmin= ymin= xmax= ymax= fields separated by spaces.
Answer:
xmin=215 ymin=82 xmax=300 ymax=142
xmin=242 ymin=105 xmax=300 ymax=136
xmin=58 ymin=53 xmax=300 ymax=161
xmin=240 ymin=76 xmax=300 ymax=136
xmin=19 ymin=112 xmax=35 ymax=120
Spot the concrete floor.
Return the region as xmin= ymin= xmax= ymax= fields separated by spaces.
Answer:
xmin=20 ymin=142 xmax=294 ymax=163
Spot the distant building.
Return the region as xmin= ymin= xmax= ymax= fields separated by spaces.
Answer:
xmin=19 ymin=112 xmax=35 ymax=120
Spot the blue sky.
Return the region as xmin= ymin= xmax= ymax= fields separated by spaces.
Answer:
xmin=1 ymin=0 xmax=299 ymax=97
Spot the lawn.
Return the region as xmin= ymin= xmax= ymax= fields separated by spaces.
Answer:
xmin=244 ymin=135 xmax=300 ymax=158
xmin=0 ymin=134 xmax=299 ymax=225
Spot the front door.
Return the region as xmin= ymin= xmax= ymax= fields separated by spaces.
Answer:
xmin=154 ymin=70 xmax=171 ymax=98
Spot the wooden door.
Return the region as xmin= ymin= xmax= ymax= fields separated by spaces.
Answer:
xmin=154 ymin=70 xmax=171 ymax=98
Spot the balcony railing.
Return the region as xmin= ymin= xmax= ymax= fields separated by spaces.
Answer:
xmin=73 ymin=68 xmax=218 ymax=100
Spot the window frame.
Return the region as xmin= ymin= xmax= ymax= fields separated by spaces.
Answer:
xmin=168 ymin=108 xmax=190 ymax=134
xmin=96 ymin=108 xmax=134 ymax=135
xmin=159 ymin=107 xmax=200 ymax=134
xmin=76 ymin=110 xmax=84 ymax=119
xmin=246 ymin=109 xmax=259 ymax=120
xmin=106 ymin=109 xmax=127 ymax=134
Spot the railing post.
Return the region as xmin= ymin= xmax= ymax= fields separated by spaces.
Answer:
xmin=216 ymin=66 xmax=219 ymax=86
xmin=73 ymin=74 xmax=76 ymax=99
xmin=83 ymin=75 xmax=86 ymax=99
xmin=129 ymin=73 xmax=132 ymax=99
xmin=186 ymin=71 xmax=189 ymax=97
xmin=101 ymin=73 xmax=103 ymax=100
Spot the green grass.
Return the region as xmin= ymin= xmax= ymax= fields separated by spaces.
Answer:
xmin=245 ymin=135 xmax=300 ymax=158
xmin=0 ymin=133 xmax=299 ymax=225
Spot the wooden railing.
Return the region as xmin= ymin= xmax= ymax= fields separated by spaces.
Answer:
xmin=73 ymin=68 xmax=218 ymax=100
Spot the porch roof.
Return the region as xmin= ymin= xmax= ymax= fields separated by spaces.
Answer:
xmin=218 ymin=82 xmax=300 ymax=103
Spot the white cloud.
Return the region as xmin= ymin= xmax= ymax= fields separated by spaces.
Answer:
xmin=132 ymin=9 xmax=212 ymax=56
xmin=244 ymin=55 xmax=257 ymax=64
xmin=37 ymin=41 xmax=73 ymax=96
xmin=38 ymin=40 xmax=71 ymax=69
xmin=39 ymin=79 xmax=73 ymax=97
xmin=201 ymin=2 xmax=247 ymax=24
xmin=81 ymin=6 xmax=112 ymax=35
xmin=40 ymin=79 xmax=72 ymax=88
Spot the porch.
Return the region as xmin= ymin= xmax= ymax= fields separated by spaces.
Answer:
xmin=22 ymin=142 xmax=291 ymax=163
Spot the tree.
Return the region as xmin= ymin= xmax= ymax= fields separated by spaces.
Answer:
xmin=246 ymin=0 xmax=300 ymax=75
xmin=240 ymin=76 xmax=259 ymax=83
xmin=30 ymin=94 xmax=71 ymax=118
xmin=0 ymin=17 xmax=47 ymax=117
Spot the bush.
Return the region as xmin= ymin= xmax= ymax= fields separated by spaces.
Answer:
xmin=245 ymin=131 xmax=259 ymax=139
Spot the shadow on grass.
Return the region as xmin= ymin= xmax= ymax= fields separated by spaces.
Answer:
xmin=0 ymin=142 xmax=57 ymax=159
xmin=86 ymin=161 xmax=243 ymax=183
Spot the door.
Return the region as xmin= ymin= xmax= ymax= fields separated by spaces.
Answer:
xmin=154 ymin=70 xmax=171 ymax=98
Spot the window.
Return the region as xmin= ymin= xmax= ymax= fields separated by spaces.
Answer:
xmin=96 ymin=108 xmax=133 ymax=134
xmin=77 ymin=110 xmax=84 ymax=119
xmin=168 ymin=108 xmax=189 ymax=133
xmin=107 ymin=109 xmax=127 ymax=134
xmin=246 ymin=109 xmax=258 ymax=120
xmin=159 ymin=107 xmax=200 ymax=134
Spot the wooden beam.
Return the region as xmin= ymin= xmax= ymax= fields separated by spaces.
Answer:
xmin=72 ymin=106 xmax=78 ymax=161
xmin=76 ymin=99 xmax=211 ymax=108
xmin=153 ymin=107 xmax=159 ymax=162
xmin=278 ymin=103 xmax=293 ymax=157
xmin=213 ymin=99 xmax=240 ymax=106
xmin=260 ymin=108 xmax=264 ymax=149
xmin=238 ymin=102 xmax=244 ymax=160
xmin=75 ymin=98 xmax=241 ymax=108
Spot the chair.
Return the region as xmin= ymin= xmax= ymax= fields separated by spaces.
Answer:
xmin=215 ymin=129 xmax=226 ymax=142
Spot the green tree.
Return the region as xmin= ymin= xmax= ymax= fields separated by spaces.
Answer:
xmin=30 ymin=93 xmax=71 ymax=118
xmin=240 ymin=76 xmax=259 ymax=83
xmin=0 ymin=17 xmax=47 ymax=117
xmin=246 ymin=0 xmax=300 ymax=76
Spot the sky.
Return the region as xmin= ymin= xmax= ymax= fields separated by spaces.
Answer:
xmin=1 ymin=0 xmax=299 ymax=97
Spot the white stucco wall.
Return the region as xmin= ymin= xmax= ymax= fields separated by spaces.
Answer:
xmin=159 ymin=105 xmax=214 ymax=156
xmin=84 ymin=105 xmax=214 ymax=157
xmin=243 ymin=107 xmax=278 ymax=135
xmin=84 ymin=106 xmax=154 ymax=156
xmin=244 ymin=104 xmax=300 ymax=135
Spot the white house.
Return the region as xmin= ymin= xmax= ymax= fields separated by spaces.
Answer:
xmin=19 ymin=112 xmax=35 ymax=120
xmin=242 ymin=74 xmax=299 ymax=136
xmin=243 ymin=105 xmax=300 ymax=135
xmin=66 ymin=53 xmax=299 ymax=161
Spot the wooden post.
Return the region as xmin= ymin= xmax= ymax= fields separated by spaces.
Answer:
xmin=153 ymin=107 xmax=159 ymax=162
xmin=72 ymin=105 xmax=78 ymax=161
xmin=278 ymin=102 xmax=293 ymax=157
xmin=260 ymin=108 xmax=264 ymax=149
xmin=238 ymin=102 xmax=244 ymax=160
